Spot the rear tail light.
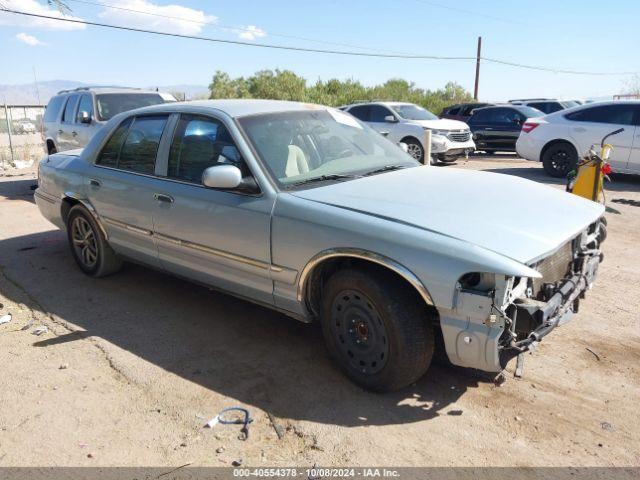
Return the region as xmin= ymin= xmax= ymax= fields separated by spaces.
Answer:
xmin=521 ymin=122 xmax=540 ymax=133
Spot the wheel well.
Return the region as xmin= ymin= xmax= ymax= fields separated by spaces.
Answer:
xmin=400 ymin=135 xmax=422 ymax=147
xmin=61 ymin=197 xmax=80 ymax=225
xmin=303 ymin=256 xmax=439 ymax=324
xmin=540 ymin=139 xmax=577 ymax=162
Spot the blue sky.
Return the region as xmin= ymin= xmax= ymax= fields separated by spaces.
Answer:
xmin=1 ymin=0 xmax=639 ymax=101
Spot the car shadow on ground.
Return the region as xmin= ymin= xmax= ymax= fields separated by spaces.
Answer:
xmin=0 ymin=178 xmax=37 ymax=203
xmin=0 ymin=226 xmax=491 ymax=428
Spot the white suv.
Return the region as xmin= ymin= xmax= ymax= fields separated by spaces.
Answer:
xmin=516 ymin=101 xmax=640 ymax=177
xmin=341 ymin=101 xmax=475 ymax=163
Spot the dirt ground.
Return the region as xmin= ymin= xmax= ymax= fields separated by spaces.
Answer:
xmin=0 ymin=154 xmax=639 ymax=469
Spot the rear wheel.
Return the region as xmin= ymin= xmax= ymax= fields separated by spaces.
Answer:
xmin=542 ymin=142 xmax=578 ymax=178
xmin=320 ymin=268 xmax=434 ymax=392
xmin=67 ymin=205 xmax=122 ymax=277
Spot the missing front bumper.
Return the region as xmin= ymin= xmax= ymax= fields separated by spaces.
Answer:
xmin=499 ymin=251 xmax=601 ymax=368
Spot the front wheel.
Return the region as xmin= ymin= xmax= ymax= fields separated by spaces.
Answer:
xmin=320 ymin=268 xmax=434 ymax=392
xmin=542 ymin=142 xmax=578 ymax=178
xmin=67 ymin=205 xmax=122 ymax=277
xmin=403 ymin=138 xmax=425 ymax=163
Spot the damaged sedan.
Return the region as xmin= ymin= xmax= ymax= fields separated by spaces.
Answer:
xmin=34 ymin=99 xmax=606 ymax=392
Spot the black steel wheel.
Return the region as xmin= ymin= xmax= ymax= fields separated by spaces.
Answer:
xmin=543 ymin=142 xmax=578 ymax=178
xmin=330 ymin=289 xmax=390 ymax=375
xmin=320 ymin=268 xmax=434 ymax=392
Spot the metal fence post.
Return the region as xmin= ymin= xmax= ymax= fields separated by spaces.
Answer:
xmin=3 ymin=102 xmax=15 ymax=168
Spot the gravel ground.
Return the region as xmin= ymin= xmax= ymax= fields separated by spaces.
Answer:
xmin=0 ymin=155 xmax=639 ymax=469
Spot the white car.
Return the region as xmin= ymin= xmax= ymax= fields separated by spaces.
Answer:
xmin=516 ymin=101 xmax=640 ymax=177
xmin=341 ymin=102 xmax=475 ymax=163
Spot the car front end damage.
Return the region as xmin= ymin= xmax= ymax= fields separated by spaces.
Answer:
xmin=439 ymin=218 xmax=605 ymax=373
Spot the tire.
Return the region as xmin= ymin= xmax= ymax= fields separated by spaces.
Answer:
xmin=320 ymin=268 xmax=434 ymax=392
xmin=542 ymin=142 xmax=578 ymax=178
xmin=48 ymin=142 xmax=57 ymax=155
xmin=403 ymin=138 xmax=425 ymax=163
xmin=67 ymin=205 xmax=122 ymax=277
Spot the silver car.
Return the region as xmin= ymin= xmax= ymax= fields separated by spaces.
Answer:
xmin=42 ymin=86 xmax=175 ymax=154
xmin=35 ymin=99 xmax=606 ymax=392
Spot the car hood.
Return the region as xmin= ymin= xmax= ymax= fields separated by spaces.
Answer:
xmin=408 ymin=118 xmax=470 ymax=130
xmin=291 ymin=166 xmax=604 ymax=265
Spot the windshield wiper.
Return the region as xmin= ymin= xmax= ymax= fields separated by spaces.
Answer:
xmin=363 ymin=165 xmax=408 ymax=176
xmin=285 ymin=174 xmax=359 ymax=188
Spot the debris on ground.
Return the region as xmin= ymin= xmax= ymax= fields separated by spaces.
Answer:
xmin=232 ymin=459 xmax=243 ymax=467
xmin=515 ymin=416 xmax=522 ymax=422
xmin=216 ymin=446 xmax=225 ymax=454
xmin=59 ymin=363 xmax=69 ymax=370
xmin=20 ymin=321 xmax=34 ymax=331
xmin=586 ymin=347 xmax=601 ymax=361
xmin=204 ymin=407 xmax=253 ymax=441
xmin=601 ymin=422 xmax=615 ymax=432
xmin=267 ymin=411 xmax=285 ymax=439
xmin=31 ymin=326 xmax=48 ymax=336
xmin=0 ymin=313 xmax=11 ymax=325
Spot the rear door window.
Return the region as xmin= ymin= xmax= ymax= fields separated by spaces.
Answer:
xmin=447 ymin=106 xmax=461 ymax=115
xmin=118 ymin=116 xmax=169 ymax=174
xmin=96 ymin=118 xmax=133 ymax=168
xmin=44 ymin=96 xmax=65 ymax=122
xmin=565 ymin=104 xmax=636 ymax=125
xmin=61 ymin=94 xmax=80 ymax=123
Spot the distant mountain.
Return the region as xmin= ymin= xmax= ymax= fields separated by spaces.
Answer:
xmin=0 ymin=80 xmax=209 ymax=105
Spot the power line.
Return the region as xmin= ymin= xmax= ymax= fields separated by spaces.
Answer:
xmin=65 ymin=0 xmax=411 ymax=55
xmin=0 ymin=8 xmax=474 ymax=60
xmin=1 ymin=7 xmax=638 ymax=76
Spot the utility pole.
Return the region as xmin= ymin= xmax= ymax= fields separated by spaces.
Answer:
xmin=474 ymin=36 xmax=482 ymax=100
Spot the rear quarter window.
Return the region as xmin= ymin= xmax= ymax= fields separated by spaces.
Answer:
xmin=44 ymin=96 xmax=66 ymax=122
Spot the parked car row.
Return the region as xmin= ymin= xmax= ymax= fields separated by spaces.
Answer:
xmin=41 ymin=87 xmax=639 ymax=180
xmin=339 ymin=101 xmax=475 ymax=163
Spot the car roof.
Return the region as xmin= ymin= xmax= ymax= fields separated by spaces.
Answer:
xmin=56 ymin=86 xmax=164 ymax=95
xmin=127 ymin=99 xmax=333 ymax=118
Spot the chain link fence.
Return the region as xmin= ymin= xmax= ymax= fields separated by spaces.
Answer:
xmin=1 ymin=104 xmax=46 ymax=170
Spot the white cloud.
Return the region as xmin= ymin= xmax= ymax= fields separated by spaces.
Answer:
xmin=98 ymin=0 xmax=216 ymax=35
xmin=237 ymin=25 xmax=266 ymax=41
xmin=0 ymin=0 xmax=86 ymax=30
xmin=16 ymin=32 xmax=45 ymax=45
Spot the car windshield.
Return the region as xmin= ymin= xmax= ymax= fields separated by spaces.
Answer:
xmin=519 ymin=106 xmax=545 ymax=118
xmin=239 ymin=109 xmax=418 ymax=188
xmin=390 ymin=104 xmax=438 ymax=121
xmin=96 ymin=93 xmax=167 ymax=121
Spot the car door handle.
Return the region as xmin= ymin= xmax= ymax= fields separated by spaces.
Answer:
xmin=154 ymin=193 xmax=174 ymax=203
xmin=72 ymin=131 xmax=77 ymax=137
xmin=58 ymin=129 xmax=63 ymax=134
xmin=88 ymin=178 xmax=101 ymax=188
xmin=573 ymin=127 xmax=587 ymax=133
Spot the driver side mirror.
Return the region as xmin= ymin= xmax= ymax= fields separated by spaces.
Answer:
xmin=384 ymin=115 xmax=398 ymax=123
xmin=202 ymin=164 xmax=259 ymax=193
xmin=79 ymin=111 xmax=92 ymax=124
